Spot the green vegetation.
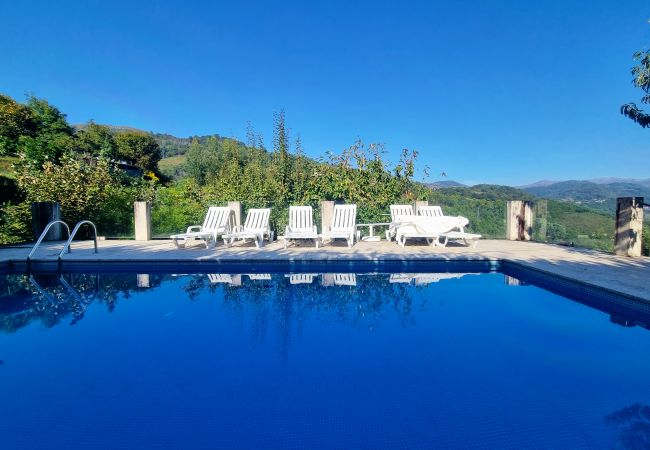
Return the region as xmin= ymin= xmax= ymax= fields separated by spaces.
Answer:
xmin=621 ymin=48 xmax=650 ymax=127
xmin=0 ymin=92 xmax=645 ymax=255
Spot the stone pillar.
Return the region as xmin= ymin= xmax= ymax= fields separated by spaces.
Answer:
xmin=228 ymin=201 xmax=242 ymax=228
xmin=31 ymin=201 xmax=62 ymax=241
xmin=614 ymin=197 xmax=644 ymax=257
xmin=506 ymin=200 xmax=533 ymax=241
xmin=134 ymin=201 xmax=151 ymax=241
xmin=414 ymin=200 xmax=429 ymax=214
xmin=137 ymin=274 xmax=150 ymax=288
xmin=321 ymin=201 xmax=335 ymax=233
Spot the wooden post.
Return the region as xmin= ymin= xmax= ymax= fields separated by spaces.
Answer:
xmin=506 ymin=200 xmax=533 ymax=241
xmin=228 ymin=201 xmax=242 ymax=228
xmin=134 ymin=201 xmax=151 ymax=241
xmin=31 ymin=201 xmax=62 ymax=241
xmin=614 ymin=197 xmax=644 ymax=257
xmin=321 ymin=201 xmax=335 ymax=233
xmin=414 ymin=200 xmax=428 ymax=214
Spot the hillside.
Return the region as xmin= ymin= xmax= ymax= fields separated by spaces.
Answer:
xmin=74 ymin=124 xmax=228 ymax=158
xmin=521 ymin=179 xmax=650 ymax=214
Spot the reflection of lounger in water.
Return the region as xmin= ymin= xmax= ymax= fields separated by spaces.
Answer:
xmin=285 ymin=274 xmax=317 ymax=284
xmin=389 ymin=273 xmax=479 ymax=285
xmin=207 ymin=274 xmax=242 ymax=286
xmin=321 ymin=273 xmax=357 ymax=286
xmin=247 ymin=274 xmax=272 ymax=281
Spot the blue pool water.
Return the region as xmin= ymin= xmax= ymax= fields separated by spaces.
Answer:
xmin=1 ymin=264 xmax=649 ymax=449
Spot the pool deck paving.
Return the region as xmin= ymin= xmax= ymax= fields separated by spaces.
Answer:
xmin=1 ymin=238 xmax=648 ymax=301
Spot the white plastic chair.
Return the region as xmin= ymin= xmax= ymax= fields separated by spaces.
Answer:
xmin=170 ymin=207 xmax=233 ymax=248
xmin=223 ymin=208 xmax=271 ymax=248
xmin=282 ymin=206 xmax=321 ymax=249
xmin=417 ymin=205 xmax=444 ymax=217
xmin=324 ymin=204 xmax=357 ymax=248
xmin=386 ymin=204 xmax=415 ymax=241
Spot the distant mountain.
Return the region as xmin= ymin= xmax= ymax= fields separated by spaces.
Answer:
xmin=519 ymin=179 xmax=558 ymax=189
xmin=428 ymin=180 xmax=466 ymax=188
xmin=521 ymin=179 xmax=650 ymax=214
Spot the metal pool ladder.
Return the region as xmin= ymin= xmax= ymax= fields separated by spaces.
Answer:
xmin=28 ymin=220 xmax=99 ymax=262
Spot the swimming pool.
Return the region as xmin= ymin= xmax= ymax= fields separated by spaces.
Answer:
xmin=1 ymin=262 xmax=649 ymax=449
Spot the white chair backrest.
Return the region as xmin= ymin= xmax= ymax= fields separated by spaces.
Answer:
xmin=243 ymin=208 xmax=270 ymax=231
xmin=203 ymin=207 xmax=232 ymax=231
xmin=208 ymin=273 xmax=232 ymax=284
xmin=288 ymin=206 xmax=314 ymax=231
xmin=417 ymin=205 xmax=444 ymax=217
xmin=390 ymin=204 xmax=414 ymax=222
xmin=287 ymin=274 xmax=316 ymax=284
xmin=331 ymin=204 xmax=356 ymax=231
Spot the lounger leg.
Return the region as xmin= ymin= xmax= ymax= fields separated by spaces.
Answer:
xmin=315 ymin=237 xmax=320 ymax=249
xmin=173 ymin=238 xmax=186 ymax=249
xmin=283 ymin=238 xmax=288 ymax=249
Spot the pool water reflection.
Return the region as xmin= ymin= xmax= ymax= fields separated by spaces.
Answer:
xmin=0 ymin=268 xmax=649 ymax=448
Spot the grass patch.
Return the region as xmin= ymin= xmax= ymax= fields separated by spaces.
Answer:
xmin=158 ymin=155 xmax=186 ymax=177
xmin=0 ymin=156 xmax=20 ymax=179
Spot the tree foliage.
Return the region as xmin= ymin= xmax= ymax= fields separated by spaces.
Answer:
xmin=621 ymin=50 xmax=650 ymax=127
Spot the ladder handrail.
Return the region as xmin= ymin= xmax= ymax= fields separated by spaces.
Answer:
xmin=27 ymin=220 xmax=71 ymax=260
xmin=60 ymin=220 xmax=99 ymax=258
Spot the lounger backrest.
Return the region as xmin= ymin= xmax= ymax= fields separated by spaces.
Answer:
xmin=417 ymin=205 xmax=444 ymax=217
xmin=390 ymin=204 xmax=414 ymax=222
xmin=203 ymin=207 xmax=233 ymax=231
xmin=288 ymin=206 xmax=314 ymax=231
xmin=331 ymin=204 xmax=356 ymax=231
xmin=243 ymin=208 xmax=271 ymax=231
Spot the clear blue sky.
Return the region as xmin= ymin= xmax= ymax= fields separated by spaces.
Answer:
xmin=1 ymin=0 xmax=648 ymax=185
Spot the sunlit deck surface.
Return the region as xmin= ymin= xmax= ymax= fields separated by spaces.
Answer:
xmin=1 ymin=239 xmax=649 ymax=301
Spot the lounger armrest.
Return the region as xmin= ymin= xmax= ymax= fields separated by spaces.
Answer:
xmin=186 ymin=225 xmax=202 ymax=233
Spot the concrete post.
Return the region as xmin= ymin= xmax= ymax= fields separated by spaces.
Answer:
xmin=414 ymin=200 xmax=429 ymax=214
xmin=134 ymin=201 xmax=151 ymax=241
xmin=137 ymin=274 xmax=150 ymax=288
xmin=321 ymin=201 xmax=335 ymax=233
xmin=614 ymin=197 xmax=644 ymax=257
xmin=228 ymin=201 xmax=242 ymax=228
xmin=506 ymin=200 xmax=533 ymax=241
xmin=31 ymin=201 xmax=62 ymax=241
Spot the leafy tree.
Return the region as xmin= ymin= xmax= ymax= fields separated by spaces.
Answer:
xmin=621 ymin=49 xmax=650 ymax=127
xmin=114 ymin=131 xmax=161 ymax=172
xmin=0 ymin=94 xmax=35 ymax=156
xmin=184 ymin=137 xmax=222 ymax=184
xmin=76 ymin=121 xmax=118 ymax=159
xmin=18 ymin=95 xmax=75 ymax=166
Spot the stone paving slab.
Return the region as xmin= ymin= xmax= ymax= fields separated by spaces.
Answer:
xmin=1 ymin=239 xmax=649 ymax=301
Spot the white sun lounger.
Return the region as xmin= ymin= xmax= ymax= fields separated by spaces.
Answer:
xmin=416 ymin=205 xmax=444 ymax=217
xmin=282 ymin=206 xmax=321 ymax=249
xmin=395 ymin=216 xmax=481 ymax=248
xmin=170 ymin=206 xmax=233 ymax=248
xmin=247 ymin=274 xmax=272 ymax=281
xmin=386 ymin=204 xmax=415 ymax=241
xmin=223 ymin=208 xmax=271 ymax=248
xmin=286 ymin=274 xmax=318 ymax=284
xmin=394 ymin=215 xmax=457 ymax=247
xmin=321 ymin=273 xmax=357 ymax=286
xmin=207 ymin=274 xmax=242 ymax=286
xmin=324 ymin=204 xmax=357 ymax=248
xmin=417 ymin=206 xmax=481 ymax=247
